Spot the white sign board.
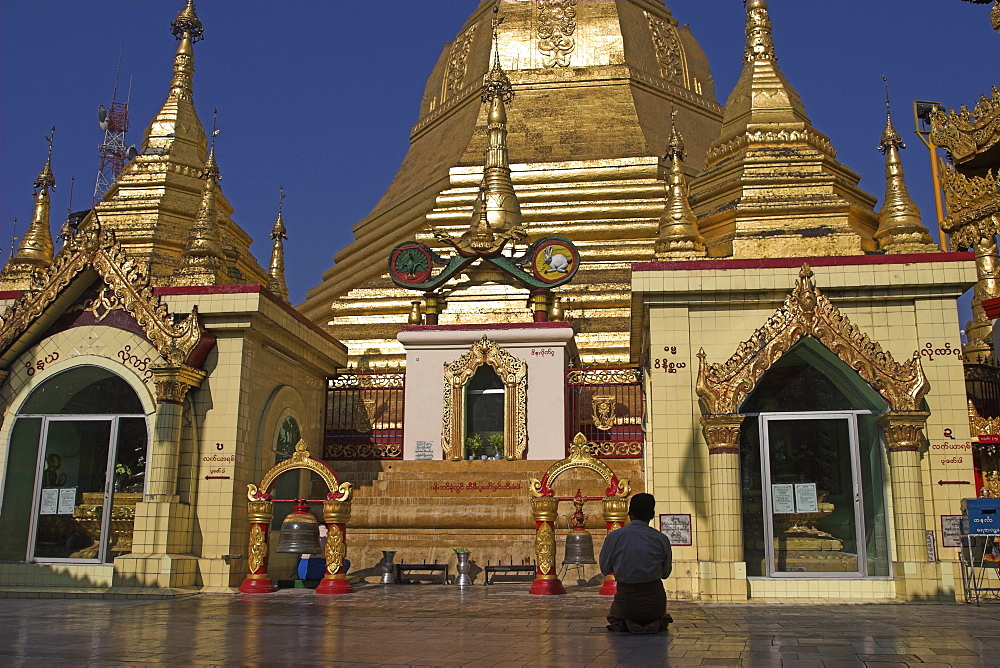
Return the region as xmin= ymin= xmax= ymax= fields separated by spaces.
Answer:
xmin=57 ymin=488 xmax=77 ymax=515
xmin=771 ymin=484 xmax=795 ymax=514
xmin=794 ymin=483 xmax=819 ymax=513
xmin=40 ymin=488 xmax=59 ymax=515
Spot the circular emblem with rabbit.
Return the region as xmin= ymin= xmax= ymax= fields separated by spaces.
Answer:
xmin=530 ymin=238 xmax=579 ymax=286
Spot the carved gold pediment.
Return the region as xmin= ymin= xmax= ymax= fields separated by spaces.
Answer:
xmin=0 ymin=228 xmax=210 ymax=373
xmin=696 ymin=264 xmax=929 ymax=415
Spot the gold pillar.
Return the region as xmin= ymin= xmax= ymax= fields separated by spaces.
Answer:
xmin=238 ymin=497 xmax=276 ymax=593
xmin=528 ymin=496 xmax=565 ymax=595
xmin=877 ymin=411 xmax=931 ymax=563
xmin=317 ymin=498 xmax=353 ymax=594
xmin=701 ymin=414 xmax=745 ymax=563
xmin=600 ymin=495 xmax=629 ymax=595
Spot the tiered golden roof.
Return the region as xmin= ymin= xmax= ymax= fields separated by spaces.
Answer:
xmin=0 ymin=131 xmax=57 ymax=290
xmin=302 ymin=0 xmax=724 ymax=365
xmin=87 ymin=0 xmax=267 ymax=288
xmin=688 ymin=0 xmax=878 ymax=259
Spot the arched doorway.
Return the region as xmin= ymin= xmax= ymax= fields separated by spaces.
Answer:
xmin=739 ymin=339 xmax=891 ymax=578
xmin=1 ymin=366 xmax=149 ymax=563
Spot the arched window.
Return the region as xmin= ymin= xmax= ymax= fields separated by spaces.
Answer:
xmin=0 ymin=366 xmax=148 ymax=563
xmin=271 ymin=416 xmax=302 ymax=528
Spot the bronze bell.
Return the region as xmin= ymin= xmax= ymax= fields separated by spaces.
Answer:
xmin=562 ymin=528 xmax=597 ymax=565
xmin=275 ymin=502 xmax=322 ymax=554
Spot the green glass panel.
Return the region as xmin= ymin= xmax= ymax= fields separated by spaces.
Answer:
xmin=0 ymin=418 xmax=42 ymax=561
xmin=22 ymin=366 xmax=143 ymax=415
xmin=858 ymin=413 xmax=889 ymax=576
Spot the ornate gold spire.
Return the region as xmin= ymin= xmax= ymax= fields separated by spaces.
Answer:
xmin=654 ymin=111 xmax=705 ymax=259
xmin=0 ymin=128 xmax=57 ymax=289
xmin=688 ymin=0 xmax=878 ymax=259
xmin=176 ymin=126 xmax=227 ymax=287
xmin=875 ymin=78 xmax=936 ymax=254
xmin=744 ymin=0 xmax=776 ymax=62
xmin=453 ymin=7 xmax=525 ymax=255
xmin=267 ymin=185 xmax=289 ymax=301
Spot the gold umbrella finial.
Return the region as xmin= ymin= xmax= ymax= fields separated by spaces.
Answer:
xmin=171 ymin=0 xmax=203 ymax=43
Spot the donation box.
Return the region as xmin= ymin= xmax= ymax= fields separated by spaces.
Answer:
xmin=962 ymin=498 xmax=1000 ymax=535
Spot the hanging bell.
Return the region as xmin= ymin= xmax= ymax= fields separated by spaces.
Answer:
xmin=562 ymin=528 xmax=597 ymax=565
xmin=275 ymin=502 xmax=322 ymax=554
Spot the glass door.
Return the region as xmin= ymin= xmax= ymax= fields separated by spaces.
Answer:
xmin=760 ymin=413 xmax=867 ymax=577
xmin=30 ymin=417 xmax=115 ymax=562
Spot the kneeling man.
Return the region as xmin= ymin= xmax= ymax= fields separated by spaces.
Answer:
xmin=598 ymin=493 xmax=672 ymax=634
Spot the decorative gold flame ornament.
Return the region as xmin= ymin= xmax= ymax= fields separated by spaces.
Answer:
xmin=591 ymin=395 xmax=617 ymax=431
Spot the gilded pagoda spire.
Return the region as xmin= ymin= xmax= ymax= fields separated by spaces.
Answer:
xmin=267 ymin=185 xmax=289 ymax=301
xmin=874 ymin=78 xmax=936 ymax=254
xmin=654 ymin=111 xmax=705 ymax=259
xmin=176 ymin=126 xmax=227 ymax=287
xmin=688 ymin=0 xmax=878 ymax=259
xmin=452 ymin=7 xmax=525 ymax=255
xmin=0 ymin=128 xmax=57 ymax=290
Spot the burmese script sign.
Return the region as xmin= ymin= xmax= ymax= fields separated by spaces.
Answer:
xmin=429 ymin=481 xmax=524 ymax=494
xmin=659 ymin=514 xmax=692 ymax=546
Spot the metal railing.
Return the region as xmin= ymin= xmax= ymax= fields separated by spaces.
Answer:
xmin=324 ymin=372 xmax=405 ymax=460
xmin=564 ymin=367 xmax=644 ymax=458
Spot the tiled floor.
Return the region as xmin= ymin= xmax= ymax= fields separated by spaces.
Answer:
xmin=1 ymin=584 xmax=997 ymax=666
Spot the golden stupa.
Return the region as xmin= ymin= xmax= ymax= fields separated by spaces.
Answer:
xmin=300 ymin=0 xmax=724 ymax=366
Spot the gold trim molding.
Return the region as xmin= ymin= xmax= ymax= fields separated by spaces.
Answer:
xmin=696 ymin=264 xmax=929 ymax=415
xmin=442 ymin=335 xmax=527 ymax=461
xmin=0 ymin=229 xmax=208 ymax=372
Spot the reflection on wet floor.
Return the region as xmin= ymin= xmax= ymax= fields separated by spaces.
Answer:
xmin=1 ymin=584 xmax=997 ymax=666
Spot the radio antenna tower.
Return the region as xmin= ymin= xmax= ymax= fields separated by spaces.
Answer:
xmin=93 ymin=47 xmax=137 ymax=206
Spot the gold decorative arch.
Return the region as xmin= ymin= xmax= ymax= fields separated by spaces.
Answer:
xmin=442 ymin=335 xmax=527 ymax=460
xmin=529 ymin=433 xmax=631 ymax=498
xmin=248 ymin=439 xmax=351 ymax=502
xmin=696 ymin=264 xmax=929 ymax=415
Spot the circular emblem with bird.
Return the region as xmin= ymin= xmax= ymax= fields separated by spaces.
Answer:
xmin=530 ymin=238 xmax=579 ymax=285
xmin=389 ymin=242 xmax=434 ymax=286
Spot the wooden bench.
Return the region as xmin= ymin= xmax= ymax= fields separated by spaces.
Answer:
xmin=395 ymin=563 xmax=449 ymax=584
xmin=484 ymin=564 xmax=535 ymax=585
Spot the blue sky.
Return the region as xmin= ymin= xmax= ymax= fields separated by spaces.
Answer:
xmin=1 ymin=1 xmax=997 ymax=310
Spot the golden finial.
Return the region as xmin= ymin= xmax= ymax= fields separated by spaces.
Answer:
xmin=878 ymin=76 xmax=904 ymax=152
xmin=177 ymin=111 xmax=226 ymax=286
xmin=744 ymin=0 xmax=776 ymax=62
xmin=442 ymin=6 xmax=523 ymax=256
xmin=35 ymin=126 xmax=56 ymax=192
xmin=267 ymin=185 xmax=289 ymax=301
xmin=482 ymin=6 xmax=514 ymax=104
xmin=171 ymin=0 xmax=203 ymax=42
xmin=0 ymin=132 xmax=57 ymax=288
xmin=874 ymin=76 xmax=936 ymax=254
xmin=654 ymin=110 xmax=705 ymax=259
xmin=168 ymin=0 xmax=202 ymax=101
